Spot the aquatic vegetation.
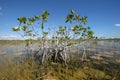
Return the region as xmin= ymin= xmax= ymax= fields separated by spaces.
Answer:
xmin=1 ymin=54 xmax=120 ymax=80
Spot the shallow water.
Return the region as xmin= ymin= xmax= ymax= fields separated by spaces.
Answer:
xmin=86 ymin=40 xmax=120 ymax=52
xmin=0 ymin=40 xmax=120 ymax=59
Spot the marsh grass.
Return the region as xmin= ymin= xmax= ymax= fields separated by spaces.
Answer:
xmin=1 ymin=53 xmax=119 ymax=80
xmin=0 ymin=56 xmax=38 ymax=80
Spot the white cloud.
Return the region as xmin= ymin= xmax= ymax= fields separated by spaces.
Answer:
xmin=0 ymin=35 xmax=23 ymax=40
xmin=115 ymin=24 xmax=120 ymax=27
xmin=0 ymin=35 xmax=39 ymax=40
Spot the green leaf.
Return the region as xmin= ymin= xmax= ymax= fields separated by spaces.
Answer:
xmin=41 ymin=11 xmax=50 ymax=21
xmin=28 ymin=17 xmax=35 ymax=22
xmin=59 ymin=26 xmax=64 ymax=31
xmin=75 ymin=14 xmax=80 ymax=21
xmin=17 ymin=17 xmax=22 ymax=24
xmin=82 ymin=16 xmax=87 ymax=25
xmin=22 ymin=17 xmax=27 ymax=24
xmin=79 ymin=27 xmax=84 ymax=31
xmin=26 ymin=30 xmax=33 ymax=33
xmin=87 ymin=31 xmax=94 ymax=38
xmin=66 ymin=13 xmax=74 ymax=23
xmin=35 ymin=15 xmax=40 ymax=20
xmin=68 ymin=14 xmax=74 ymax=19
xmin=22 ymin=26 xmax=27 ymax=31
xmin=72 ymin=25 xmax=79 ymax=31
xmin=71 ymin=27 xmax=76 ymax=31
xmin=28 ymin=17 xmax=35 ymax=25
xmin=71 ymin=9 xmax=75 ymax=14
xmin=12 ymin=27 xmax=20 ymax=31
xmin=17 ymin=17 xmax=27 ymax=24
xmin=43 ymin=32 xmax=48 ymax=35
xmin=29 ymin=22 xmax=34 ymax=25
